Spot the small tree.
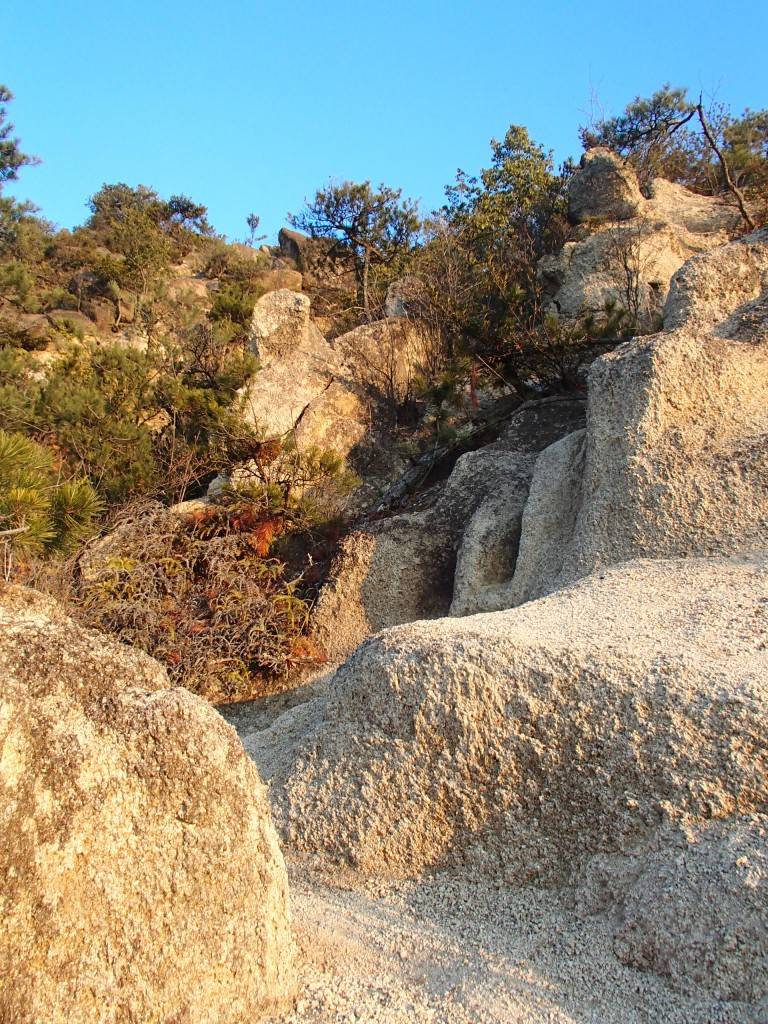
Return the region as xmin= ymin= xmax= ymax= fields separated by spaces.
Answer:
xmin=416 ymin=125 xmax=573 ymax=391
xmin=0 ymin=86 xmax=41 ymax=256
xmin=0 ymin=85 xmax=38 ymax=191
xmin=289 ymin=179 xmax=420 ymax=314
xmin=245 ymin=213 xmax=266 ymax=247
xmin=87 ymin=183 xmax=172 ymax=296
xmin=0 ymin=429 xmax=103 ymax=578
xmin=164 ymin=194 xmax=211 ymax=234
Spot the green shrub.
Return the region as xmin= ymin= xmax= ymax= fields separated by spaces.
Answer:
xmin=0 ymin=260 xmax=39 ymax=311
xmin=40 ymin=284 xmax=79 ymax=311
xmin=209 ymin=282 xmax=257 ymax=326
xmin=0 ymin=428 xmax=103 ymax=578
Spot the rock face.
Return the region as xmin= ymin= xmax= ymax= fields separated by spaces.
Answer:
xmin=277 ymin=227 xmax=332 ymax=274
xmin=540 ymin=148 xmax=743 ymax=331
xmin=239 ymin=290 xmax=447 ymax=505
xmin=271 ymin=554 xmax=768 ymax=999
xmin=243 ymin=291 xmax=439 ymax=459
xmin=309 ymin=398 xmax=586 ymax=664
xmin=332 ymin=317 xmax=442 ymax=404
xmin=511 ymin=228 xmax=768 ymax=605
xmin=250 ymin=288 xmax=319 ymax=367
xmin=243 ymin=289 xmax=347 ymax=441
xmin=0 ymin=585 xmax=294 ymax=1024
xmin=276 ymin=227 xmax=355 ymax=295
xmin=567 ymin=147 xmax=644 ymax=224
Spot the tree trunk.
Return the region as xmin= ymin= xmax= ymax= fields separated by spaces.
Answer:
xmin=361 ymin=250 xmax=371 ymax=317
xmin=697 ymin=102 xmax=755 ymax=231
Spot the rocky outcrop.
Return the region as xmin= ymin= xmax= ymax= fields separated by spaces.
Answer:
xmin=567 ymin=147 xmax=644 ymax=224
xmin=239 ymin=290 xmax=445 ymax=498
xmin=0 ymin=585 xmax=294 ymax=1024
xmin=277 ymin=227 xmax=332 ymax=274
xmin=242 ymin=289 xmax=346 ymax=440
xmin=269 ymin=553 xmax=768 ymax=1000
xmin=250 ymin=289 xmax=323 ymax=368
xmin=277 ymin=227 xmax=355 ymax=295
xmin=540 ymin=148 xmax=743 ymax=331
xmin=309 ymin=398 xmax=586 ymax=663
xmin=332 ymin=316 xmax=442 ymax=404
xmin=511 ymin=228 xmax=768 ymax=604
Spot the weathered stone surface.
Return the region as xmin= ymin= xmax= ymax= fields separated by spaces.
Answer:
xmin=277 ymin=227 xmax=318 ymax=271
xmin=272 ymin=555 xmax=768 ymax=914
xmin=568 ymin=148 xmax=644 ymax=224
xmin=116 ymin=290 xmax=136 ymax=324
xmin=48 ymin=309 xmax=97 ymax=335
xmin=580 ymin=815 xmax=768 ymax=1002
xmin=514 ymin=228 xmax=768 ymax=604
xmin=292 ymin=379 xmax=368 ymax=460
xmin=331 ymin=317 xmax=443 ymax=403
xmin=543 ymin=151 xmax=743 ymax=331
xmin=0 ymin=585 xmax=294 ymax=1024
xmin=538 ymin=225 xmax=684 ymax=332
xmin=165 ymin=275 xmax=216 ymax=302
xmin=458 ymin=428 xmax=586 ymax=614
xmin=230 ymin=241 xmax=267 ymax=262
xmin=242 ymin=289 xmax=342 ymax=437
xmin=308 ymin=532 xmax=379 ymax=666
xmin=309 ymin=398 xmax=586 ymax=662
xmin=249 ymin=289 xmax=319 ymax=367
xmin=276 ymin=228 xmax=351 ymax=291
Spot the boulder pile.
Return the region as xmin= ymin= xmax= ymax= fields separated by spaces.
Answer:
xmin=539 ymin=147 xmax=744 ymax=332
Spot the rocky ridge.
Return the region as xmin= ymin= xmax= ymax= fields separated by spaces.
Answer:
xmin=234 ymin=171 xmax=768 ymax=1017
xmin=539 ymin=147 xmax=743 ymax=332
xmin=5 ymin=153 xmax=768 ymax=1023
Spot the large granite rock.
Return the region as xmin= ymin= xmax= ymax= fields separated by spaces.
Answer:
xmin=512 ymin=228 xmax=768 ymax=604
xmin=276 ymin=228 xmax=355 ymax=295
xmin=269 ymin=554 xmax=768 ymax=1001
xmin=309 ymin=398 xmax=586 ymax=664
xmin=242 ymin=289 xmax=348 ymax=441
xmin=331 ymin=317 xmax=443 ymax=404
xmin=540 ymin=149 xmax=744 ymax=332
xmin=0 ymin=585 xmax=294 ymax=1024
xmin=567 ymin=147 xmax=644 ymax=224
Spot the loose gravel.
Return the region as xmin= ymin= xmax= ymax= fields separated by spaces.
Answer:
xmin=261 ymin=854 xmax=761 ymax=1024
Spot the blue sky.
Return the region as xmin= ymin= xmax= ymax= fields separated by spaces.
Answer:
xmin=3 ymin=0 xmax=766 ymax=243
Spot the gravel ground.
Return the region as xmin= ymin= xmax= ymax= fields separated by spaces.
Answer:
xmin=260 ymin=854 xmax=762 ymax=1024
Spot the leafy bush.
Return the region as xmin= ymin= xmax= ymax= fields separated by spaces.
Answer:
xmin=0 ymin=259 xmax=39 ymax=311
xmin=69 ymin=498 xmax=322 ymax=702
xmin=209 ymin=281 xmax=257 ymax=326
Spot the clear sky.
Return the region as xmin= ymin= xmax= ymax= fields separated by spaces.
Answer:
xmin=3 ymin=0 xmax=766 ymax=243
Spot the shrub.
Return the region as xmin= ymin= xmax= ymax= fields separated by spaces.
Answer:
xmin=0 ymin=428 xmax=103 ymax=578
xmin=71 ymin=499 xmax=322 ymax=703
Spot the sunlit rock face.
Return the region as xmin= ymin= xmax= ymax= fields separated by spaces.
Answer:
xmin=0 ymin=584 xmax=295 ymax=1024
